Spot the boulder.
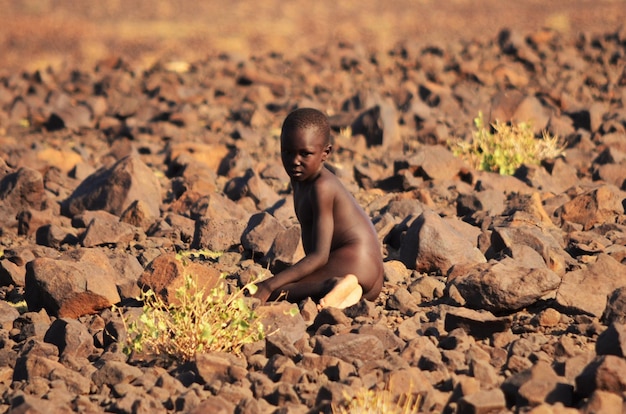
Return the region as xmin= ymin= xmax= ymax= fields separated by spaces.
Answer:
xmin=62 ymin=155 xmax=162 ymax=218
xmin=24 ymin=249 xmax=122 ymax=318
xmin=448 ymin=259 xmax=561 ymax=313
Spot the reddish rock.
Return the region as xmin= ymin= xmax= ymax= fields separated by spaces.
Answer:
xmin=138 ymin=253 xmax=221 ymax=305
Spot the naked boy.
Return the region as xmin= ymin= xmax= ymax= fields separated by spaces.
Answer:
xmin=254 ymin=108 xmax=384 ymax=309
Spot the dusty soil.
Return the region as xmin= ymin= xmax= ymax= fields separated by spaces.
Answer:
xmin=1 ymin=0 xmax=625 ymax=74
xmin=1 ymin=2 xmax=626 ymax=413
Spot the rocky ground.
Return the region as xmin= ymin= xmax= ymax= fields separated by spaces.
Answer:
xmin=1 ymin=1 xmax=626 ymax=413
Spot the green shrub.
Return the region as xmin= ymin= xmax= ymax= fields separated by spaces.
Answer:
xmin=451 ymin=112 xmax=564 ymax=175
xmin=120 ymin=267 xmax=264 ymax=363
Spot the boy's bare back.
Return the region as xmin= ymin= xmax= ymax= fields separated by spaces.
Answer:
xmin=293 ymin=166 xmax=384 ymax=299
xmin=254 ymin=108 xmax=384 ymax=307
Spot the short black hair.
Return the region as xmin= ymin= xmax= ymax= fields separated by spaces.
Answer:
xmin=281 ymin=108 xmax=330 ymax=146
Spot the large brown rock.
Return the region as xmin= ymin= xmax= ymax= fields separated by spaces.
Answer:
xmin=138 ymin=253 xmax=222 ymax=305
xmin=556 ymin=184 xmax=625 ymax=230
xmin=24 ymin=248 xmax=122 ymax=318
xmin=448 ymin=259 xmax=561 ymax=313
xmin=0 ymin=167 xmax=48 ymax=230
xmin=556 ymin=254 xmax=626 ymax=317
xmin=400 ymin=209 xmax=486 ymax=274
xmin=62 ymin=155 xmax=162 ymax=218
xmin=575 ymin=355 xmax=626 ymax=399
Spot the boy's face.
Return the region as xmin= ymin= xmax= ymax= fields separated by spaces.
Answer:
xmin=280 ymin=126 xmax=330 ymax=182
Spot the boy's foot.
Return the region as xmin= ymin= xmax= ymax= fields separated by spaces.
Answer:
xmin=318 ymin=274 xmax=363 ymax=309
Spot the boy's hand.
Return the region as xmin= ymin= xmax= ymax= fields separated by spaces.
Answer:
xmin=253 ymin=280 xmax=273 ymax=304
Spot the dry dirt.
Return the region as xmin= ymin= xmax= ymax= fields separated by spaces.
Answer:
xmin=1 ymin=0 xmax=625 ymax=74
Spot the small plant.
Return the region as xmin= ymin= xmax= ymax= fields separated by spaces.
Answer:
xmin=450 ymin=112 xmax=564 ymax=175
xmin=120 ymin=269 xmax=264 ymax=363
xmin=333 ymin=387 xmax=422 ymax=414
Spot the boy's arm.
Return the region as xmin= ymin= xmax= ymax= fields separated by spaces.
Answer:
xmin=264 ymin=180 xmax=335 ymax=292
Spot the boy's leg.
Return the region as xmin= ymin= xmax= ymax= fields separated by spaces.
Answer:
xmin=318 ymin=274 xmax=363 ymax=309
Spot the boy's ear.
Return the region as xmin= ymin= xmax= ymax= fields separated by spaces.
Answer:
xmin=323 ymin=144 xmax=332 ymax=159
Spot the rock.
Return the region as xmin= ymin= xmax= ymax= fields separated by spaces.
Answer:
xmin=313 ymin=333 xmax=385 ymax=363
xmin=406 ymin=145 xmax=468 ymax=181
xmin=444 ymin=307 xmax=511 ymax=339
xmin=9 ymin=394 xmax=72 ymax=414
xmin=0 ymin=300 xmax=20 ymax=329
xmin=241 ymin=212 xmax=285 ymax=257
xmin=24 ymin=249 xmax=122 ymax=318
xmin=490 ymin=212 xmax=569 ymax=275
xmin=265 ymin=224 xmax=305 ymax=268
xmin=225 ymin=168 xmax=281 ymax=211
xmin=194 ymin=352 xmax=246 ymax=384
xmin=457 ymin=388 xmax=507 ymax=414
xmin=81 ymin=215 xmax=138 ymax=247
xmin=579 ymin=390 xmax=624 ymax=414
xmin=138 ymin=253 xmax=221 ymax=305
xmin=62 ymin=155 xmax=162 ymax=218
xmin=575 ymin=355 xmax=626 ymax=399
xmin=386 ymin=287 xmax=421 ymax=316
xmin=0 ymin=257 xmax=27 ymax=287
xmin=12 ymin=312 xmax=52 ymax=343
xmin=0 ymin=167 xmax=48 ymax=230
xmin=457 ymin=189 xmax=506 ymax=217
xmin=91 ymin=360 xmax=144 ymax=387
xmin=256 ymin=301 xmax=306 ymax=345
xmin=502 ymin=361 xmax=574 ymax=408
xmin=595 ymin=323 xmax=626 ymax=358
xmin=351 ymin=99 xmax=399 ymax=148
xmin=556 ymin=254 xmax=626 ymax=317
xmin=43 ymin=318 xmax=95 ymax=359
xmin=408 ymin=274 xmax=445 ymax=302
xmin=119 ymin=199 xmax=158 ymax=231
xmin=383 ymin=260 xmax=412 ymax=285
xmin=602 ymin=286 xmax=626 ymax=324
xmin=400 ymin=209 xmax=486 ymax=274
xmin=14 ymin=352 xmax=91 ymax=395
xmin=448 ymin=260 xmax=561 ymax=313
xmin=555 ymin=184 xmax=625 ymax=230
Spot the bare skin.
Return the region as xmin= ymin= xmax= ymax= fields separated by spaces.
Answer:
xmin=254 ymin=122 xmax=384 ymax=308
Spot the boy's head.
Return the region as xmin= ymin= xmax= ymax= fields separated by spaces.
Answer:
xmin=281 ymin=108 xmax=331 ymax=147
xmin=280 ymin=108 xmax=332 ymax=181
